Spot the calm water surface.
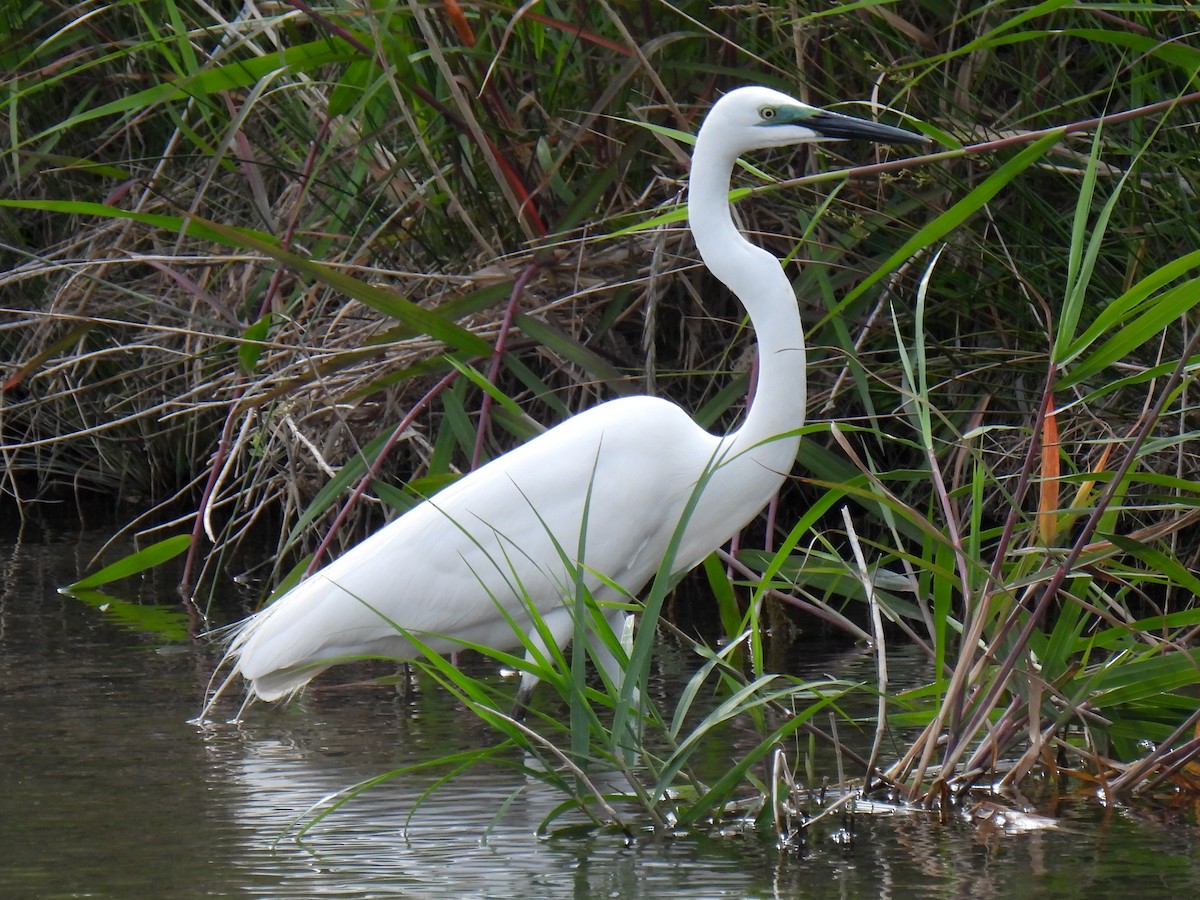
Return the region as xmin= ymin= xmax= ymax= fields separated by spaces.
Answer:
xmin=2 ymin=520 xmax=1199 ymax=898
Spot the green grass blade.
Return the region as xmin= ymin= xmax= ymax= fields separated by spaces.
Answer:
xmin=63 ymin=534 xmax=192 ymax=591
xmin=23 ymin=37 xmax=359 ymax=145
xmin=839 ymin=130 xmax=1064 ymax=308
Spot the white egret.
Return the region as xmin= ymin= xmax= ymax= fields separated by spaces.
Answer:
xmin=200 ymin=86 xmax=923 ymax=719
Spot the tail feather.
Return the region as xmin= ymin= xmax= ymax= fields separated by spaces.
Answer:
xmin=194 ymin=608 xmax=342 ymax=722
xmin=244 ymin=661 xmax=334 ymax=702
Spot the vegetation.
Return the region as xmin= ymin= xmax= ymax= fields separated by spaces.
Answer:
xmin=4 ymin=1 xmax=1200 ymax=835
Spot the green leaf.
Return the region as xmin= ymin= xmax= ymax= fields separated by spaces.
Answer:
xmin=329 ymin=57 xmax=377 ymax=118
xmin=25 ymin=38 xmax=359 ymax=145
xmin=944 ymin=23 xmax=1200 ymax=75
xmin=1058 ymin=276 xmax=1200 ymax=388
xmin=1089 ymin=649 xmax=1200 ymax=707
xmin=63 ymin=534 xmax=193 ymax=591
xmin=446 ymin=357 xmax=539 ymax=426
xmin=513 ymin=313 xmax=627 ymax=387
xmin=0 ymin=198 xmax=278 ymax=244
xmin=1104 ymin=533 xmax=1200 ymax=598
xmin=1087 ymin=609 xmax=1200 ymax=652
xmin=1054 ymin=124 xmax=1117 ymax=360
xmin=702 ymin=553 xmax=742 ymax=642
xmin=238 ymin=313 xmax=274 ymax=373
xmin=180 ymin=216 xmax=494 ymax=357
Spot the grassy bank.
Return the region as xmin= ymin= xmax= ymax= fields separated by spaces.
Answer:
xmin=5 ymin=2 xmax=1200 ymax=826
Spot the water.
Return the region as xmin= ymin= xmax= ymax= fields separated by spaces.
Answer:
xmin=3 ymin=519 xmax=1200 ymax=897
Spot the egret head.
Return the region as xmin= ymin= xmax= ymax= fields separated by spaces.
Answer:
xmin=701 ymin=85 xmax=926 ymax=153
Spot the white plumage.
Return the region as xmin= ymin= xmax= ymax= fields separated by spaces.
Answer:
xmin=201 ymin=86 xmax=923 ymax=718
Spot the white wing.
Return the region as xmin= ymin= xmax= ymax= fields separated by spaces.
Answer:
xmin=229 ymin=395 xmax=720 ymax=699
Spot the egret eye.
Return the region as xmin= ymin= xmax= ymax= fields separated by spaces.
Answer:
xmin=759 ymin=106 xmax=777 ymax=120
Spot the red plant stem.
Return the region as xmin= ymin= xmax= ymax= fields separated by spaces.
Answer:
xmin=941 ymin=368 xmax=1056 ymax=748
xmin=179 ymin=385 xmax=244 ymax=600
xmin=944 ymin=322 xmax=1200 ymax=780
xmin=892 ymin=95 xmax=1200 ymax=787
xmin=471 ymin=260 xmax=542 ymax=470
xmin=764 ymin=494 xmax=778 ymax=554
xmin=307 ymin=369 xmax=460 ymax=575
xmin=180 ymin=111 xmax=333 ymax=599
xmin=257 ymin=115 xmax=333 ymax=320
xmin=785 ymin=89 xmax=1200 ymax=188
xmin=284 ymin=0 xmax=544 ymax=234
xmin=1119 ymin=714 xmax=1200 ymax=794
xmin=496 ymin=7 xmax=633 ymax=57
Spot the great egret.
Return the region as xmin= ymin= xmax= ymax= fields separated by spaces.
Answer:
xmin=200 ymin=86 xmax=923 ymax=719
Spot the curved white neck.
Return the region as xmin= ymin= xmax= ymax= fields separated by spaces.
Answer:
xmin=687 ymin=136 xmax=807 ymax=460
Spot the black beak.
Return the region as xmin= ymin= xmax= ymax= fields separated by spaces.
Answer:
xmin=806 ymin=110 xmax=928 ymax=145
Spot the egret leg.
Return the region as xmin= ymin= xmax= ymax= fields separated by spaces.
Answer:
xmin=512 ymin=605 xmax=576 ymax=719
xmin=589 ymin=609 xmax=642 ymax=766
xmin=592 ymin=609 xmax=635 ymax=700
xmin=512 ymin=682 xmax=535 ymax=721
